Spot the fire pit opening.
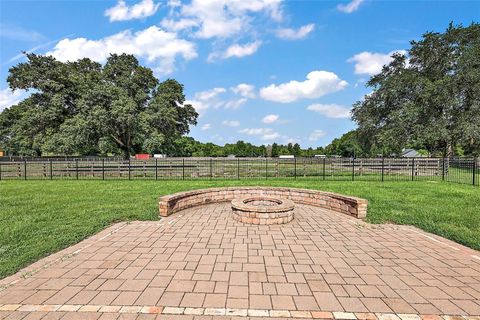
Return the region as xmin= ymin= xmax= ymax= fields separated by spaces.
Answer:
xmin=231 ymin=196 xmax=295 ymax=225
xmin=243 ymin=197 xmax=282 ymax=206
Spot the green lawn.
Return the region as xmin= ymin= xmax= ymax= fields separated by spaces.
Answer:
xmin=1 ymin=180 xmax=479 ymax=279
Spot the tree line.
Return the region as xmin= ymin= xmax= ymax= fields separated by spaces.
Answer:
xmin=162 ymin=130 xmax=388 ymax=158
xmin=169 ymin=137 xmax=320 ymax=157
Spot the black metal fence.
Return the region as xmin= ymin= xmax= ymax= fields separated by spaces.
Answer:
xmin=0 ymin=157 xmax=477 ymax=186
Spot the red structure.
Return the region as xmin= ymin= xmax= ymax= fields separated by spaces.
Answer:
xmin=135 ymin=154 xmax=150 ymax=160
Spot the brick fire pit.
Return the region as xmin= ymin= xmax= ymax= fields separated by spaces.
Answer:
xmin=231 ymin=196 xmax=295 ymax=225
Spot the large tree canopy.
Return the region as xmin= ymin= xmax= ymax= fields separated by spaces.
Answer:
xmin=351 ymin=23 xmax=480 ymax=156
xmin=1 ymin=53 xmax=198 ymax=158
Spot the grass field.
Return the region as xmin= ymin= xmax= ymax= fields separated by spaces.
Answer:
xmin=1 ymin=180 xmax=479 ymax=279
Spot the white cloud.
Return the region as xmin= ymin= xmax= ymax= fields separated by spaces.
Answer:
xmin=337 ymin=0 xmax=364 ymax=13
xmin=306 ymin=103 xmax=351 ymax=119
xmin=260 ymin=71 xmax=348 ymax=103
xmin=0 ymin=88 xmax=25 ymax=112
xmin=231 ymin=83 xmax=256 ymax=98
xmin=308 ymin=129 xmax=326 ymax=141
xmin=275 ymin=24 xmax=314 ymax=40
xmin=187 ymin=83 xmax=254 ymax=114
xmin=222 ymin=120 xmax=240 ymax=127
xmin=162 ymin=1 xmax=282 ymax=61
xmin=208 ymin=41 xmax=261 ymax=61
xmin=105 ymin=0 xmax=160 ymax=22
xmin=262 ymin=114 xmax=279 ymax=124
xmin=47 ymin=26 xmax=197 ymax=75
xmin=201 ymin=123 xmax=211 ymax=130
xmin=161 ymin=18 xmax=198 ymax=32
xmin=167 ymin=0 xmax=182 ymax=8
xmin=162 ymin=0 xmax=283 ymax=39
xmin=348 ymin=50 xmax=406 ymax=76
xmin=195 ymin=87 xmax=226 ymax=101
xmin=224 ymin=98 xmax=247 ymax=109
xmin=186 ymin=87 xmax=226 ymax=114
xmin=239 ymin=127 xmax=279 ymax=141
xmin=183 ymin=3 xmax=243 ymax=39
xmin=240 ymin=128 xmax=269 ymax=135
xmin=224 ymin=41 xmax=262 ymax=58
xmin=185 ymin=99 xmax=207 ymax=114
xmin=227 ymin=0 xmax=283 ymax=21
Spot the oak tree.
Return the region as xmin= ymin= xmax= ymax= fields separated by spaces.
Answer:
xmin=2 ymin=53 xmax=198 ymax=158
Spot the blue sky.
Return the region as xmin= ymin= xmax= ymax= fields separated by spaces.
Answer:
xmin=0 ymin=0 xmax=478 ymax=147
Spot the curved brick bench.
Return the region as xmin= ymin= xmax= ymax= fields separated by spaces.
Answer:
xmin=158 ymin=187 xmax=368 ymax=219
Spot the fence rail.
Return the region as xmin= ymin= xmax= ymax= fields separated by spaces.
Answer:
xmin=0 ymin=157 xmax=478 ymax=186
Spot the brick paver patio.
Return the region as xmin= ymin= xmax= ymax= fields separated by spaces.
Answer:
xmin=1 ymin=202 xmax=479 ymax=319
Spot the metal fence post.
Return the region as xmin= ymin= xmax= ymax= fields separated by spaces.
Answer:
xmin=265 ymin=158 xmax=268 ymax=180
xmin=155 ymin=159 xmax=158 ymax=180
xmin=128 ymin=159 xmax=131 ymax=180
xmin=50 ymin=160 xmax=53 ymax=180
xmin=0 ymin=161 xmax=2 ymax=181
xmin=323 ymin=157 xmax=326 ymax=180
xmin=473 ymin=157 xmax=477 ymax=186
xmin=381 ymin=157 xmax=385 ymax=182
xmin=237 ymin=158 xmax=240 ymax=180
xmin=292 ymin=158 xmax=296 ymax=179
xmin=352 ymin=158 xmax=355 ymax=181
xmin=182 ymin=158 xmax=185 ymax=180
xmin=210 ymin=158 xmax=213 ymax=180
xmin=102 ymin=158 xmax=105 ymax=180
xmin=76 ymin=159 xmax=79 ymax=180
xmin=24 ymin=159 xmax=27 ymax=180
xmin=303 ymin=158 xmax=305 ymax=178
xmin=411 ymin=158 xmax=415 ymax=181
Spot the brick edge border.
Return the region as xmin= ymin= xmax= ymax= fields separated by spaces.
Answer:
xmin=1 ymin=304 xmax=478 ymax=319
xmin=158 ymin=187 xmax=368 ymax=219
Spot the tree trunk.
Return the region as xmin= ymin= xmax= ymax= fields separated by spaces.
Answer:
xmin=123 ymin=148 xmax=130 ymax=160
xmin=446 ymin=141 xmax=453 ymax=157
xmin=110 ymin=134 xmax=131 ymax=160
